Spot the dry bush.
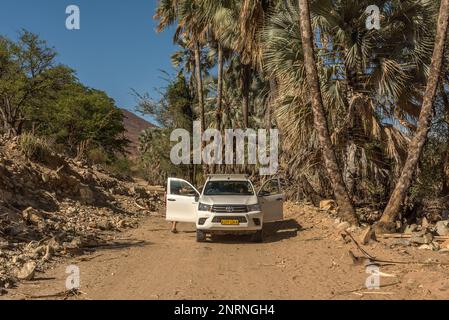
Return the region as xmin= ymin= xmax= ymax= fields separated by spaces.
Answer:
xmin=18 ymin=133 xmax=52 ymax=162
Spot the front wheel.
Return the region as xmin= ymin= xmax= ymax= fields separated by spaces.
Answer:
xmin=252 ymin=230 xmax=264 ymax=243
xmin=196 ymin=229 xmax=207 ymax=242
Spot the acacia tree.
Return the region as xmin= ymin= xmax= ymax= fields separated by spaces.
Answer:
xmin=0 ymin=31 xmax=64 ymax=137
xmin=298 ymin=0 xmax=358 ymax=224
xmin=379 ymin=0 xmax=449 ymax=231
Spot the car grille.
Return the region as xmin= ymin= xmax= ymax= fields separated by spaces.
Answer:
xmin=212 ymin=216 xmax=248 ymax=223
xmin=212 ymin=205 xmax=248 ymax=213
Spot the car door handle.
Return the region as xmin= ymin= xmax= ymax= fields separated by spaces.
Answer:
xmin=168 ymin=198 xmax=176 ymax=202
xmin=276 ymin=198 xmax=283 ymax=201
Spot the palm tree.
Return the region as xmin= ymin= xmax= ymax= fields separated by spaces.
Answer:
xmin=379 ymin=0 xmax=449 ymax=232
xmin=211 ymin=0 xmax=277 ymax=128
xmin=298 ymin=0 xmax=357 ymax=224
xmin=155 ymin=0 xmax=208 ymax=133
xmin=196 ymin=0 xmax=230 ymax=131
xmin=263 ymin=0 xmax=436 ymax=208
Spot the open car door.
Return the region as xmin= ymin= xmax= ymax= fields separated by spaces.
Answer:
xmin=166 ymin=178 xmax=199 ymax=223
xmin=258 ymin=178 xmax=284 ymax=222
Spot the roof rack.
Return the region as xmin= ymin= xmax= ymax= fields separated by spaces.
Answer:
xmin=206 ymin=174 xmax=249 ymax=180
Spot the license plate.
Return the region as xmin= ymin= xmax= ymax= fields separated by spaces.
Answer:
xmin=221 ymin=219 xmax=240 ymax=225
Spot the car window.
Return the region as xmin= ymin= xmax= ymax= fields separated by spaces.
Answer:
xmin=260 ymin=179 xmax=280 ymax=196
xmin=203 ymin=181 xmax=254 ymax=196
xmin=170 ymin=180 xmax=197 ymax=197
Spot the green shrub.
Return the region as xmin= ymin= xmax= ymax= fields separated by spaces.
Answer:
xmin=19 ymin=133 xmax=52 ymax=161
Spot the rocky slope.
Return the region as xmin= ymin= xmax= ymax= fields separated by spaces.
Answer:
xmin=121 ymin=109 xmax=155 ymax=156
xmin=0 ymin=135 xmax=163 ymax=295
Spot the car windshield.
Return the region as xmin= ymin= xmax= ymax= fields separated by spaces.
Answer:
xmin=203 ymin=181 xmax=254 ymax=196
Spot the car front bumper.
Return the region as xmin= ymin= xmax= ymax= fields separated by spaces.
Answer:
xmin=196 ymin=211 xmax=263 ymax=232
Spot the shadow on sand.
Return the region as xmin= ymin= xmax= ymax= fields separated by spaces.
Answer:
xmin=208 ymin=219 xmax=302 ymax=244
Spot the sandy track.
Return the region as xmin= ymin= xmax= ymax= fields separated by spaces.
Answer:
xmin=5 ymin=203 xmax=449 ymax=300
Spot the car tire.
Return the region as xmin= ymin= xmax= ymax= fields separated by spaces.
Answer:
xmin=252 ymin=230 xmax=263 ymax=243
xmin=196 ymin=229 xmax=207 ymax=242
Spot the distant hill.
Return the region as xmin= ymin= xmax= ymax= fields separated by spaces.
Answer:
xmin=121 ymin=109 xmax=155 ymax=156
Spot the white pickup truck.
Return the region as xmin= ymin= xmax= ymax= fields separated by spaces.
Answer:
xmin=166 ymin=174 xmax=284 ymax=242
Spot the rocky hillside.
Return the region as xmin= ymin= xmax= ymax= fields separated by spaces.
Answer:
xmin=0 ymin=135 xmax=163 ymax=295
xmin=121 ymin=109 xmax=155 ymax=156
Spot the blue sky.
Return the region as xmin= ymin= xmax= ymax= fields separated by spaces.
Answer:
xmin=0 ymin=0 xmax=177 ymax=123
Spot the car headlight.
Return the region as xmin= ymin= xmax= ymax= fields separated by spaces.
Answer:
xmin=247 ymin=204 xmax=261 ymax=212
xmin=198 ymin=203 xmax=212 ymax=212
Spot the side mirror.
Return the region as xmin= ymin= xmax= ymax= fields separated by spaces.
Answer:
xmin=194 ymin=195 xmax=200 ymax=202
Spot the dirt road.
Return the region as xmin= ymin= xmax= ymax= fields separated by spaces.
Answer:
xmin=5 ymin=203 xmax=449 ymax=300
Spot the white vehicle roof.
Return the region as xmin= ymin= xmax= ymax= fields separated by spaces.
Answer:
xmin=207 ymin=174 xmax=249 ymax=181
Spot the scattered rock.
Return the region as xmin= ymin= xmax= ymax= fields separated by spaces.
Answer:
xmin=117 ymin=219 xmax=127 ymax=229
xmin=421 ymin=217 xmax=429 ymax=229
xmin=22 ymin=207 xmax=44 ymax=225
xmin=33 ymin=245 xmax=46 ymax=257
xmin=320 ymin=200 xmax=337 ymax=211
xmin=410 ymin=232 xmax=433 ymax=245
xmin=435 ymin=221 xmax=449 ymax=236
xmin=0 ymin=136 xmax=162 ymax=293
xmin=442 ymin=210 xmax=449 ymax=220
xmin=79 ymin=184 xmax=95 ymax=205
xmin=404 ymin=224 xmax=418 ymax=234
xmin=130 ymin=186 xmax=148 ymax=198
xmin=65 ymin=207 xmax=78 ymax=215
xmin=337 ymin=222 xmax=351 ymax=232
xmin=43 ymin=245 xmax=53 ymax=261
xmin=419 ymin=242 xmax=439 ymax=251
xmin=440 ymin=239 xmax=449 ymax=250
xmin=359 ymin=226 xmax=376 ymax=245
xmin=17 ymin=262 xmax=36 ymax=281
xmin=97 ymin=220 xmax=114 ymax=231
xmin=390 ymin=238 xmax=410 ymax=247
xmin=0 ymin=241 xmax=9 ymax=250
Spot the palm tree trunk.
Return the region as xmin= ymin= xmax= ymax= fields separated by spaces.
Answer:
xmin=216 ymin=44 xmax=224 ymax=130
xmin=442 ymin=148 xmax=449 ymax=196
xmin=194 ymin=41 xmax=206 ymax=134
xmin=241 ymin=64 xmax=251 ymax=128
xmin=266 ymin=79 xmax=277 ymax=129
xmin=379 ymin=0 xmax=449 ymax=231
xmin=298 ymin=0 xmax=357 ymax=225
xmin=194 ymin=41 xmax=207 ymax=176
xmin=441 ymin=82 xmax=449 ymax=196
